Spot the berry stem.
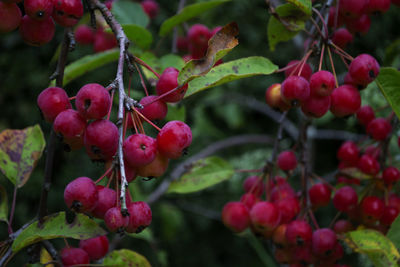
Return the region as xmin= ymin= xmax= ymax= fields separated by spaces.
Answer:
xmin=141 ymin=84 xmax=187 ymax=107
xmin=7 ymin=186 xmax=17 ymax=234
xmin=106 ymin=89 xmax=115 ymax=121
xmin=329 ymin=211 xmax=342 ymax=228
xmin=318 ymin=44 xmax=325 ymax=71
xmin=95 ymin=164 xmax=114 ymax=184
xmin=329 ymin=41 xmax=354 ymax=61
xmin=312 ymin=7 xmax=329 ymax=39
xmin=308 ymin=209 xmax=320 ymax=229
xmin=127 ymin=52 xmax=161 ymax=78
xmin=327 ymin=46 xmax=339 ymax=88
xmin=296 ymin=50 xmax=313 ymax=77
xmin=132 ymin=107 xmax=162 ymax=132
xmin=134 ymin=62 xmax=149 ymax=96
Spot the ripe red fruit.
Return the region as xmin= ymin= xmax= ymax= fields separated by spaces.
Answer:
xmin=309 ymin=183 xmax=332 ymax=208
xmin=284 ymin=60 xmax=312 ymax=80
xmin=367 ymin=118 xmax=392 ymax=141
xmin=19 ymin=15 xmax=55 ymax=46
xmin=53 ymin=109 xmax=86 ymax=150
xmin=333 ymin=219 xmax=354 ymax=234
xmin=37 ymin=87 xmax=71 ymax=122
xmin=75 ymin=25 xmax=95 ymax=45
xmin=339 ymin=0 xmax=368 ymax=18
xmin=137 ymin=151 xmax=169 ymax=178
xmin=380 ymin=206 xmax=399 ymax=225
xmin=91 ymin=185 xmax=117 ymax=219
xmin=388 ymin=194 xmax=400 ymax=210
xmin=367 ymin=0 xmax=390 ymax=14
xmin=265 ymin=83 xmax=291 ymax=111
xmin=157 ymin=120 xmax=192 ymax=159
xmin=358 ymin=154 xmax=380 ymax=175
xmin=274 ymin=197 xmax=300 ymax=223
xmin=126 ymin=201 xmax=152 ymax=233
xmin=312 ymin=228 xmax=337 ymax=256
xmin=53 ymin=0 xmax=83 ymax=27
xmin=79 ymin=235 xmax=109 ymax=261
xmin=333 ymin=186 xmax=358 ymax=212
xmin=250 ymin=201 xmax=281 ymax=236
xmin=76 ymin=83 xmax=111 ymax=120
xmin=361 ymin=196 xmax=385 ymax=221
xmin=285 ymin=220 xmax=313 ymax=246
xmin=356 ymin=105 xmax=375 ymax=126
xmin=177 ymin=36 xmax=189 ymax=52
xmin=138 ymin=95 xmax=168 ymax=121
xmin=104 ymin=207 xmax=129 ymax=232
xmin=309 ymin=70 xmax=336 ymax=96
xmin=272 ymin=224 xmax=288 ymax=247
xmin=332 ymin=28 xmax=353 ymax=49
xmin=270 ymin=184 xmax=296 ymax=202
xmin=240 ymin=193 xmax=259 ymax=209
xmin=337 ymin=141 xmax=359 ymax=166
xmin=0 ymin=2 xmax=21 ymax=33
xmin=243 ymin=176 xmax=264 ymax=197
xmin=301 ymin=94 xmax=331 ymax=118
xmin=277 ymin=150 xmax=297 ymax=171
xmin=84 ymin=119 xmax=119 ymax=161
xmin=281 ymin=76 xmax=310 ymax=106
xmin=60 ymin=247 xmax=89 ymax=266
xmin=123 ymin=134 xmax=157 ymax=167
xmin=94 ymin=29 xmax=118 ymax=52
xmin=330 ymin=85 xmax=361 ymax=117
xmin=221 ymin=201 xmax=250 ymax=233
xmin=188 ymin=24 xmax=212 ymax=59
xmin=141 ymin=0 xmax=159 ymax=19
xmin=382 ymin=166 xmax=400 ymax=185
xmin=24 ymin=0 xmax=53 ymax=20
xmin=156 ymin=67 xmax=188 ymax=103
xmin=346 ymin=14 xmax=371 ymax=35
xmin=349 ymin=54 xmax=380 ymax=87
xmin=64 ymin=177 xmax=98 ymax=213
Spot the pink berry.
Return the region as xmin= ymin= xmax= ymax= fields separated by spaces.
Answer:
xmin=64 ymin=177 xmax=98 ymax=213
xmin=243 ymin=176 xmax=264 ymax=197
xmin=0 ymin=2 xmax=21 ymax=33
xmin=24 ymin=0 xmax=53 ymax=20
xmin=382 ymin=166 xmax=400 ymax=185
xmin=356 ymin=105 xmax=375 ymax=126
xmin=309 ymin=70 xmax=336 ymax=96
xmin=37 ymin=87 xmax=71 ymax=122
xmin=284 ymin=60 xmax=312 ymax=80
xmin=285 ymin=220 xmax=313 ymax=246
xmin=358 ymin=154 xmax=380 ymax=175
xmin=60 ymin=247 xmax=89 ymax=267
xmin=91 ymin=185 xmax=117 ymax=219
xmin=330 ymin=85 xmax=361 ymax=117
xmin=361 ymin=196 xmax=385 ymax=221
xmin=94 ymin=29 xmax=117 ymax=52
xmin=346 ymin=14 xmax=371 ymax=35
xmin=380 ymin=206 xmax=399 ymax=225
xmin=53 ymin=0 xmax=83 ymax=27
xmin=349 ymin=54 xmax=380 ymax=87
xmin=79 ymin=236 xmax=109 ymax=261
xmin=157 ymin=120 xmax=192 ymax=159
xmin=367 ymin=0 xmax=391 ymax=13
xmin=309 ymin=183 xmax=332 ymax=208
xmin=333 ymin=186 xmax=358 ymax=212
xmin=332 ymin=28 xmax=353 ymax=49
xmin=156 ymin=67 xmax=188 ymax=103
xmin=240 ymin=193 xmax=259 ymax=209
xmin=333 ymin=219 xmax=354 ymax=234
xmin=301 ymin=94 xmax=331 ymax=118
xmin=126 ymin=201 xmax=152 ymax=233
xmin=250 ymin=201 xmax=281 ymax=236
xmin=312 ymin=228 xmax=337 ymax=256
xmin=277 ymin=150 xmax=297 ymax=171
xmin=123 ymin=134 xmax=157 ymax=167
xmin=141 ymin=0 xmax=159 ymax=19
xmin=137 ymin=151 xmax=169 ymax=178
xmin=337 ymin=141 xmax=359 ymax=166
xmin=104 ymin=207 xmax=129 ymax=232
xmin=265 ymin=83 xmax=290 ymax=111
xmin=19 ymin=15 xmax=55 ymax=46
xmin=76 ymin=83 xmax=111 ymax=120
xmin=222 ymin=201 xmax=250 ymax=233
xmin=75 ymin=24 xmax=95 ymax=45
xmin=138 ymin=95 xmax=168 ymax=121
xmin=339 ymin=0 xmax=368 ymax=18
xmin=274 ymin=197 xmax=300 ymax=224
xmin=53 ymin=109 xmax=86 ymax=150
xmin=84 ymin=119 xmax=119 ymax=161
xmin=188 ymin=24 xmax=212 ymax=59
xmin=367 ymin=118 xmax=392 ymax=141
xmin=281 ymin=76 xmax=310 ymax=106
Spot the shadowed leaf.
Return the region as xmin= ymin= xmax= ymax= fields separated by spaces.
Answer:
xmin=112 ymin=0 xmax=149 ymax=27
xmin=0 ymin=186 xmax=8 ymax=223
xmin=387 ymin=214 xmax=400 ymax=253
xmin=376 ymin=67 xmax=400 ymax=120
xmin=103 ymin=249 xmax=151 ymax=267
xmin=0 ymin=125 xmax=45 ymax=187
xmin=286 ymin=0 xmax=312 ymax=16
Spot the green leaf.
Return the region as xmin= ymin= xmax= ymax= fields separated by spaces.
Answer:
xmin=112 ymin=0 xmax=149 ymax=28
xmin=0 ymin=186 xmax=8 ymax=223
xmin=376 ymin=67 xmax=400 ymax=120
xmin=267 ymin=4 xmax=308 ymax=51
xmin=0 ymin=125 xmax=45 ymax=187
xmin=345 ymin=229 xmax=400 ymax=267
xmin=185 ymin=56 xmax=278 ymax=97
xmin=286 ymin=0 xmax=312 ymax=16
xmin=159 ymin=0 xmax=231 ymax=36
xmin=127 ymin=228 xmax=154 ymax=243
xmin=167 ymin=156 xmax=234 ymax=194
xmin=119 ymin=24 xmax=153 ymax=49
xmin=103 ymin=249 xmax=151 ymax=267
xmin=12 ymin=212 xmax=106 ymax=253
xmin=387 ymin=213 xmax=400 ymax=252
xmin=140 ymin=52 xmax=185 ymax=80
xmin=165 ymin=104 xmax=186 ymax=122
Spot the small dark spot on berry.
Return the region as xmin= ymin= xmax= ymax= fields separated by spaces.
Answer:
xmin=84 ymin=99 xmax=91 ymax=110
xmin=135 ymin=225 xmax=146 ymax=233
xmin=369 ymin=70 xmax=376 ymax=79
xmin=91 ymin=145 xmax=101 ymax=154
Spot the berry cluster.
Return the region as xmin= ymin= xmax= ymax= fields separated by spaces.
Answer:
xmin=0 ymin=0 xmax=83 ymax=46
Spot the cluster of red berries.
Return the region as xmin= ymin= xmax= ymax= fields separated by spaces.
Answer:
xmin=60 ymin=235 xmax=109 ymax=266
xmin=0 ymin=0 xmax=83 ymax=46
xmin=265 ymin=53 xmax=380 ymax=118
xmin=176 ymin=23 xmax=222 ymax=62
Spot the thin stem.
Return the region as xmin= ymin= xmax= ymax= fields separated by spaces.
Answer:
xmin=134 ymin=62 xmax=149 ymax=96
xmin=329 ymin=41 xmax=354 ymax=61
xmin=132 ymin=107 xmax=162 ymax=131
xmin=128 ymin=53 xmax=161 ymax=78
xmin=141 ymin=84 xmax=186 ymax=107
xmin=312 ymin=7 xmax=329 ymax=38
xmin=7 ymin=187 xmax=17 ymax=234
xmin=95 ymin=164 xmax=114 ymax=184
xmin=327 ymin=46 xmax=338 ymax=88
xmin=308 ymin=209 xmax=320 ymax=229
xmin=171 ymin=0 xmax=186 ymax=53
xmin=106 ymin=89 xmax=115 ymax=121
xmin=319 ymin=44 xmax=325 ymax=71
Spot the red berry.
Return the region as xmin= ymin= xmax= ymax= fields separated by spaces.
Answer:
xmin=138 ymin=95 xmax=168 ymax=122
xmin=137 ymin=151 xmax=169 ymax=178
xmin=281 ymin=76 xmax=310 ymax=106
xmin=177 ymin=36 xmax=189 ymax=52
xmin=309 ymin=183 xmax=332 ymax=208
xmin=126 ymin=201 xmax=152 ymax=233
xmin=333 ymin=186 xmax=358 ymax=212
xmin=24 ymin=0 xmax=53 ymax=20
xmin=79 ymin=235 xmax=109 ymax=261
xmin=349 ymin=54 xmax=380 ymax=87
xmin=356 ymin=105 xmax=375 ymax=126
xmin=270 ymin=184 xmax=296 ymax=202
xmin=277 ymin=150 xmax=297 ymax=171
xmin=337 ymin=141 xmax=359 ymax=166
xmin=272 ymin=224 xmax=288 ymax=247
xmin=346 ymin=14 xmax=371 ymax=35
xmin=19 ymin=15 xmax=55 ymax=46
xmin=339 ymin=0 xmax=368 ymax=18
xmin=380 ymin=206 xmax=399 ymax=225
xmin=221 ymin=201 xmax=250 ymax=233
xmin=388 ymin=194 xmax=400 ymax=210
xmin=312 ymin=228 xmax=337 ymax=256
xmin=188 ymin=24 xmax=211 ymax=59
xmin=76 ymin=83 xmax=111 ymax=120
xmin=367 ymin=118 xmax=392 ymax=141
xmin=60 ymin=247 xmax=89 ymax=267
xmin=361 ymin=196 xmax=385 ymax=221
xmin=94 ymin=29 xmax=117 ymax=52
xmin=285 ymin=220 xmax=313 ymax=246
xmin=91 ymin=185 xmax=117 ymax=219
xmin=156 ymin=67 xmax=188 ymax=103
xmin=123 ymin=134 xmax=157 ymax=167
xmin=309 ymin=70 xmax=336 ymax=96
xmin=141 ymin=0 xmax=159 ymax=19
xmin=382 ymin=166 xmax=400 ymax=185
xmin=84 ymin=119 xmax=119 ymax=161
xmin=284 ymin=60 xmax=312 ymax=80
xmin=332 ymin=28 xmax=353 ymax=49
xmin=104 ymin=207 xmax=129 ymax=232
xmin=367 ymin=0 xmax=391 ymax=13
xmin=274 ymin=197 xmax=300 ymax=223
xmin=64 ymin=177 xmax=98 ymax=213
xmin=52 ymin=0 xmax=83 ymax=27
xmin=157 ymin=120 xmax=192 ymax=159
xmin=243 ymin=176 xmax=264 ymax=197
xmin=0 ymin=2 xmax=21 ymax=33
xmin=37 ymin=87 xmax=71 ymax=123
xmin=333 ymin=219 xmax=354 ymax=234
xmin=330 ymin=85 xmax=361 ymax=117
xmin=265 ymin=83 xmax=291 ymax=111
xmin=240 ymin=193 xmax=259 ymax=209
xmin=328 ymin=6 xmax=345 ymax=28
xmin=358 ymin=154 xmax=380 ymax=175
xmin=250 ymin=201 xmax=281 ymax=236
xmin=301 ymin=94 xmax=331 ymax=118
xmin=53 ymin=109 xmax=86 ymax=150
xmin=75 ymin=24 xmax=95 ymax=45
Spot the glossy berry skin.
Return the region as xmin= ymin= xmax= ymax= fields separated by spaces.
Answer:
xmin=277 ymin=150 xmax=297 ymax=171
xmin=91 ymin=185 xmax=117 ymax=219
xmin=333 ymin=186 xmax=358 ymax=212
xmin=53 ymin=109 xmax=86 ymax=150
xmin=367 ymin=118 xmax=392 ymax=141
xmin=123 ymin=134 xmax=157 ymax=167
xmin=250 ymin=201 xmax=281 ymax=236
xmin=0 ymin=2 xmax=21 ymax=33
xmin=281 ymin=76 xmax=310 ymax=106
xmin=285 ymin=220 xmax=313 ymax=246
xmin=64 ymin=177 xmax=98 ymax=213
xmin=37 ymin=87 xmax=71 ymax=122
xmin=275 ymin=197 xmax=300 ymax=224
xmin=94 ymin=29 xmax=117 ymax=52
xmin=240 ymin=193 xmax=259 ymax=209
xmin=382 ymin=167 xmax=400 ymax=185
xmin=270 ymin=184 xmax=296 ymax=202
xmin=76 ymin=83 xmax=111 ymax=120
xmin=141 ymin=0 xmax=159 ymax=19
xmin=356 ymin=105 xmax=375 ymax=126
xmin=380 ymin=206 xmax=399 ymax=225
xmin=243 ymin=176 xmax=264 ymax=197
xmin=138 ymin=95 xmax=168 ymax=121
xmin=312 ymin=228 xmax=337 ymax=256
xmin=53 ymin=0 xmax=83 ymax=27
xmin=75 ymin=25 xmax=95 ymax=45
xmin=358 ymin=154 xmax=380 ymax=175
xmin=137 ymin=151 xmax=169 ymax=178
xmin=330 ymin=85 xmax=361 ymax=117
xmin=309 ymin=183 xmax=332 ymax=208
xmin=349 ymin=54 xmax=380 ymax=87
xmin=24 ymin=0 xmax=53 ymax=20
xmin=222 ymin=202 xmax=250 ymax=233
xmin=19 ymin=15 xmax=55 ymax=46
xmin=333 ymin=219 xmax=354 ymax=234
xmin=60 ymin=247 xmax=90 ymax=267
xmin=284 ymin=60 xmax=313 ymax=80
xmin=84 ymin=119 xmax=119 ymax=161
xmin=337 ymin=141 xmax=359 ymax=166
xmin=361 ymin=196 xmax=385 ymax=221
xmin=332 ymin=28 xmax=353 ymax=49
xmin=79 ymin=236 xmax=109 ymax=261
xmin=265 ymin=83 xmax=290 ymax=111
xmin=156 ymin=67 xmax=188 ymax=103
xmin=126 ymin=201 xmax=152 ymax=233
xmin=104 ymin=207 xmax=129 ymax=232
xmin=339 ymin=0 xmax=368 ymax=18
xmin=309 ymin=70 xmax=336 ymax=96
xmin=188 ymin=24 xmax=211 ymax=59
xmin=157 ymin=120 xmax=192 ymax=159
xmin=301 ymin=94 xmax=331 ymax=118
